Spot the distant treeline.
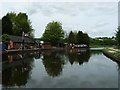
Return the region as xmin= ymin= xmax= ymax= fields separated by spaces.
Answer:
xmin=90 ymin=37 xmax=117 ymax=47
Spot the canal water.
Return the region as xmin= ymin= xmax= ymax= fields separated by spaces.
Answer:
xmin=2 ymin=49 xmax=119 ymax=88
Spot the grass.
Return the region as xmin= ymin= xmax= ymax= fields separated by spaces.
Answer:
xmin=112 ymin=51 xmax=120 ymax=58
xmin=90 ymin=45 xmax=120 ymax=60
xmin=90 ymin=45 xmax=115 ymax=48
xmin=104 ymin=48 xmax=120 ymax=60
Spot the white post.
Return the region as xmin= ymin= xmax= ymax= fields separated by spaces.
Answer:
xmin=22 ymin=31 xmax=24 ymax=50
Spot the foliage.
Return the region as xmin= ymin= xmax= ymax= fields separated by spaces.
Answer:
xmin=68 ymin=31 xmax=76 ymax=44
xmin=2 ymin=15 xmax=13 ymax=34
xmin=76 ymin=31 xmax=84 ymax=44
xmin=90 ymin=37 xmax=117 ymax=47
xmin=15 ymin=13 xmax=33 ymax=35
xmin=114 ymin=51 xmax=120 ymax=58
xmin=2 ymin=12 xmax=34 ymax=37
xmin=41 ymin=21 xmax=64 ymax=45
xmin=116 ymin=26 xmax=120 ymax=46
xmin=83 ymin=33 xmax=90 ymax=46
xmin=1 ymin=34 xmax=9 ymax=44
xmin=67 ymin=30 xmax=89 ymax=46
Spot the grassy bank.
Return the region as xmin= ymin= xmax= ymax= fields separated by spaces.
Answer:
xmin=89 ymin=45 xmax=115 ymax=48
xmin=103 ymin=48 xmax=120 ymax=63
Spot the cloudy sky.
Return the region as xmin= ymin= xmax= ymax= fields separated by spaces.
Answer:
xmin=0 ymin=0 xmax=119 ymax=38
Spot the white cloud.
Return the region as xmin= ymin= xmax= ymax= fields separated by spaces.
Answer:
xmin=0 ymin=0 xmax=119 ymax=2
xmin=0 ymin=2 xmax=118 ymax=38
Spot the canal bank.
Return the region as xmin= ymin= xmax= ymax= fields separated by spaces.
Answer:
xmin=1 ymin=48 xmax=65 ymax=54
xmin=2 ymin=48 xmax=102 ymax=53
xmin=1 ymin=47 xmax=92 ymax=55
xmin=103 ymin=48 xmax=120 ymax=63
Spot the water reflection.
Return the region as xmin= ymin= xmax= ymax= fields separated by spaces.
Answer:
xmin=2 ymin=49 xmax=118 ymax=88
xmin=66 ymin=49 xmax=90 ymax=65
xmin=2 ymin=53 xmax=35 ymax=88
xmin=42 ymin=51 xmax=65 ymax=77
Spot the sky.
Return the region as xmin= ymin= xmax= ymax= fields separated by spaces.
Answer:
xmin=0 ymin=0 xmax=119 ymax=38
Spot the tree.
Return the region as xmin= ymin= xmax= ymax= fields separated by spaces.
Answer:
xmin=76 ymin=31 xmax=84 ymax=44
xmin=83 ymin=33 xmax=89 ymax=46
xmin=68 ymin=31 xmax=76 ymax=44
xmin=1 ymin=34 xmax=9 ymax=45
xmin=15 ymin=13 xmax=33 ymax=36
xmin=90 ymin=37 xmax=117 ymax=47
xmin=116 ymin=26 xmax=120 ymax=46
xmin=41 ymin=21 xmax=64 ymax=46
xmin=6 ymin=12 xmax=17 ymax=35
xmin=2 ymin=16 xmax=13 ymax=34
xmin=4 ymin=12 xmax=34 ymax=37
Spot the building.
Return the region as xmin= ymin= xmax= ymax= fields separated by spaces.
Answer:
xmin=34 ymin=38 xmax=42 ymax=49
xmin=42 ymin=42 xmax=52 ymax=49
xmin=8 ymin=35 xmax=36 ymax=49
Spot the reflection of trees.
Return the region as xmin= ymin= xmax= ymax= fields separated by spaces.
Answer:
xmin=34 ymin=51 xmax=41 ymax=59
xmin=2 ymin=54 xmax=9 ymax=61
xmin=67 ymin=49 xmax=90 ymax=65
xmin=42 ymin=51 xmax=65 ymax=77
xmin=2 ymin=53 xmax=34 ymax=87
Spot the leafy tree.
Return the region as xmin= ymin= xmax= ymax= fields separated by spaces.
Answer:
xmin=4 ymin=12 xmax=34 ymax=37
xmin=67 ymin=31 xmax=89 ymax=46
xmin=68 ymin=31 xmax=76 ymax=44
xmin=116 ymin=26 xmax=120 ymax=46
xmin=1 ymin=34 xmax=9 ymax=45
xmin=63 ymin=31 xmax=69 ymax=43
xmin=15 ymin=13 xmax=33 ymax=36
xmin=2 ymin=15 xmax=13 ymax=34
xmin=6 ymin=12 xmax=17 ymax=35
xmin=83 ymin=33 xmax=89 ymax=46
xmin=41 ymin=21 xmax=64 ymax=46
xmin=76 ymin=31 xmax=84 ymax=44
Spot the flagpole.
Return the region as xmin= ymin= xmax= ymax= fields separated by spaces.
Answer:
xmin=22 ymin=31 xmax=24 ymax=50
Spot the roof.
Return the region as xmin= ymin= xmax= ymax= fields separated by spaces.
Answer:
xmin=8 ymin=35 xmax=35 ymax=44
